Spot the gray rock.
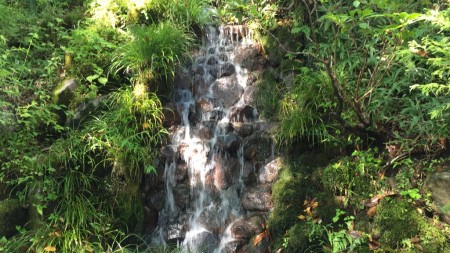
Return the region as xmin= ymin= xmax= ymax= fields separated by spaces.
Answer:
xmin=234 ymin=45 xmax=267 ymax=71
xmin=163 ymin=104 xmax=182 ymax=128
xmin=185 ymin=231 xmax=219 ymax=253
xmin=210 ymin=62 xmax=236 ymax=79
xmin=244 ymin=134 xmax=273 ymax=163
xmin=425 ymin=172 xmax=450 ymax=224
xmin=258 ymin=159 xmax=282 ymax=183
xmin=173 ymin=182 xmax=190 ymax=210
xmin=230 ymin=215 xmax=265 ymax=240
xmin=233 ymin=122 xmax=254 ymax=138
xmin=212 ymin=75 xmax=244 ymax=108
xmin=242 ymin=184 xmax=273 ymax=211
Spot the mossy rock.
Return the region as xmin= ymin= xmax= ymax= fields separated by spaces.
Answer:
xmin=0 ymin=199 xmax=27 ymax=237
xmin=375 ymin=198 xmax=449 ymax=252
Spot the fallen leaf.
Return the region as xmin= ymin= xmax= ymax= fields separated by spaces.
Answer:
xmin=410 ymin=237 xmax=420 ymax=243
xmin=367 ymin=206 xmax=377 ymax=217
xmin=368 ymin=239 xmax=381 ymax=250
xmin=44 ymin=245 xmax=56 ymax=252
xmin=297 ymin=214 xmax=306 ymax=220
xmin=253 ymin=230 xmax=269 ymax=246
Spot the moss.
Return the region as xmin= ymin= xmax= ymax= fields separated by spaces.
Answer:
xmin=254 ymin=71 xmax=281 ymax=120
xmin=0 ymin=199 xmax=27 ymax=237
xmin=277 ymin=223 xmax=323 ymax=253
xmin=375 ymin=198 xmax=449 ymax=252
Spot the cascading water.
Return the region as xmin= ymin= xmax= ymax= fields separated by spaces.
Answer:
xmin=148 ymin=25 xmax=276 ymax=253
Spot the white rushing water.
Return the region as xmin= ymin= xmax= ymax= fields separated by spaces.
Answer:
xmin=150 ymin=25 xmax=257 ymax=252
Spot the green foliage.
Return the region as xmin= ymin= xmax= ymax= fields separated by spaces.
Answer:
xmin=278 ymin=67 xmax=335 ymax=145
xmin=111 ymin=22 xmax=194 ymax=85
xmin=322 ymin=149 xmax=383 ymax=207
xmin=375 ymin=198 xmax=448 ymax=252
xmin=0 ymin=0 xmax=191 ymax=251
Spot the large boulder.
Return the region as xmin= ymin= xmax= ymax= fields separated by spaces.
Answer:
xmin=212 ymin=75 xmax=244 ymax=108
xmin=233 ymin=45 xmax=267 ymax=71
xmin=0 ymin=199 xmax=27 ymax=237
xmin=210 ymin=62 xmax=236 ymax=79
xmin=424 ymin=172 xmax=450 ymax=224
xmin=230 ymin=215 xmax=265 ymax=240
xmin=54 ymin=78 xmax=77 ymax=106
xmin=243 ymin=134 xmax=273 ymax=163
xmin=185 ymin=231 xmax=219 ymax=253
xmin=258 ymin=159 xmax=282 ymax=184
xmin=241 ymin=184 xmax=273 ymax=211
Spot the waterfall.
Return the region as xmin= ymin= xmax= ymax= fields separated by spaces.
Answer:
xmin=148 ymin=25 xmax=276 ymax=252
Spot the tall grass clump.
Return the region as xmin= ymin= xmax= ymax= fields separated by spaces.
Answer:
xmin=111 ymin=22 xmax=194 ymax=85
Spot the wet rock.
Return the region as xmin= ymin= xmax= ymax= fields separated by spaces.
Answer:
xmin=175 ymin=161 xmax=188 ymax=182
xmin=240 ymin=237 xmax=271 ymax=253
xmin=216 ymin=132 xmax=241 ymax=156
xmin=196 ymin=98 xmax=214 ymax=113
xmin=230 ymin=215 xmax=265 ymax=240
xmin=160 ymin=145 xmax=176 ymax=162
xmin=210 ymin=62 xmax=236 ymax=79
xmin=242 ymin=162 xmax=257 ymax=185
xmin=246 ymin=70 xmax=264 ymax=86
xmin=425 ymin=172 xmax=450 ymax=224
xmin=198 ymin=205 xmax=228 ymax=234
xmin=143 ymin=206 xmax=159 ymax=233
xmin=197 ymin=125 xmax=214 ymax=140
xmin=207 ymin=56 xmax=219 ymax=65
xmin=244 ymin=134 xmax=273 ymax=163
xmin=230 ymin=105 xmax=257 ymax=123
xmin=186 ymin=231 xmax=219 ymax=253
xmin=242 ymin=184 xmax=273 ymax=211
xmin=192 ymin=64 xmax=206 ymax=76
xmin=173 ymin=70 xmax=193 ymax=90
xmin=234 ymin=44 xmax=267 ymax=71
xmin=233 ymin=122 xmax=254 ymax=138
xmin=147 ymin=190 xmax=166 ymax=211
xmin=167 ymin=223 xmax=185 ymax=244
xmin=193 ymin=74 xmax=210 ymax=97
xmin=163 ymin=104 xmax=182 ymax=128
xmin=213 ymin=156 xmax=240 ymax=190
xmin=212 ymin=75 xmax=244 ymax=107
xmin=222 ymin=240 xmax=247 ymax=253
xmin=173 ymin=182 xmax=190 ymax=210
xmin=258 ymin=159 xmax=282 ymax=183
xmin=243 ymin=85 xmax=257 ymax=104
xmin=222 ymin=25 xmax=249 ymax=42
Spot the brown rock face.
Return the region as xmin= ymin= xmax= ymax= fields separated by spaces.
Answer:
xmin=212 ymin=75 xmax=244 ymax=107
xmin=233 ymin=45 xmax=267 ymax=71
xmin=230 ymin=215 xmax=265 ymax=240
xmin=244 ymin=134 xmax=273 ymax=163
xmin=242 ymin=184 xmax=273 ymax=211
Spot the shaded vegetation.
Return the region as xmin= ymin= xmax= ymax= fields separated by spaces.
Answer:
xmin=1 ymin=0 xmax=450 ymax=252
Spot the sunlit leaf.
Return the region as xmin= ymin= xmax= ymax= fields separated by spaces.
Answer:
xmin=253 ymin=230 xmax=269 ymax=246
xmin=44 ymin=245 xmax=56 ymax=252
